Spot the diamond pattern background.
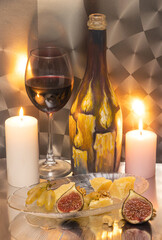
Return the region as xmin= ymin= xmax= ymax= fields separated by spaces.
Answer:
xmin=0 ymin=0 xmax=161 ymax=162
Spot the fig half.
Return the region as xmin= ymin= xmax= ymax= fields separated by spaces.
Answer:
xmin=122 ymin=190 xmax=153 ymax=224
xmin=56 ymin=185 xmax=84 ymax=213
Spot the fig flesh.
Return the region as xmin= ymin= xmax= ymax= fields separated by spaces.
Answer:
xmin=56 ymin=185 xmax=84 ymax=213
xmin=122 ymin=190 xmax=153 ymax=224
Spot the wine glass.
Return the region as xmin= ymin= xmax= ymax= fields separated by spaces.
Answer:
xmin=25 ymin=47 xmax=74 ymax=179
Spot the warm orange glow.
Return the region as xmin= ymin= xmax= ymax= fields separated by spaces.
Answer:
xmin=108 ymin=231 xmax=113 ymax=238
xmin=98 ymin=221 xmax=122 ymax=240
xmin=16 ymin=54 xmax=27 ymax=75
xmin=26 ymin=60 xmax=33 ymax=80
xmin=26 ymin=60 xmax=31 ymax=73
xmin=96 ymin=232 xmax=101 ymax=240
xmin=19 ymin=107 xmax=24 ymax=119
xmin=117 ymin=118 xmax=121 ymax=127
xmin=113 ymin=221 xmax=122 ymax=236
xmin=7 ymin=52 xmax=28 ymax=89
xmin=132 ymin=99 xmax=145 ymax=117
xmin=101 ymin=231 xmax=107 ymax=240
xmin=139 ymin=118 xmax=143 ymax=132
xmin=35 ymin=93 xmax=44 ymax=105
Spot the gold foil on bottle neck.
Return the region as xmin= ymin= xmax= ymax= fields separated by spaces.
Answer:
xmin=87 ymin=13 xmax=107 ymax=30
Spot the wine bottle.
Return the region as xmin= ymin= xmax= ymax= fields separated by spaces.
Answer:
xmin=69 ymin=13 xmax=122 ymax=174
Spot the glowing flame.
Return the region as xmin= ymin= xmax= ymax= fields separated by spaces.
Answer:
xmin=132 ymin=99 xmax=145 ymax=117
xmin=19 ymin=107 xmax=24 ymax=119
xmin=132 ymin=99 xmax=145 ymax=133
xmin=139 ymin=119 xmax=143 ymax=131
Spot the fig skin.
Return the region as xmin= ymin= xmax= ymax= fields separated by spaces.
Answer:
xmin=122 ymin=190 xmax=153 ymax=224
xmin=56 ymin=185 xmax=84 ymax=213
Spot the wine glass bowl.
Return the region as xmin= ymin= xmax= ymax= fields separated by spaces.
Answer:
xmin=25 ymin=47 xmax=74 ymax=179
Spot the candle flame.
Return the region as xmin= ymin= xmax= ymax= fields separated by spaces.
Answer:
xmin=19 ymin=107 xmax=24 ymax=119
xmin=139 ymin=118 xmax=143 ymax=134
xmin=132 ymin=99 xmax=145 ymax=117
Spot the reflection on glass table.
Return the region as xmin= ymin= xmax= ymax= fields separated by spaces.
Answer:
xmin=9 ymin=212 xmax=82 ymax=240
xmin=9 ymin=210 xmax=153 ymax=240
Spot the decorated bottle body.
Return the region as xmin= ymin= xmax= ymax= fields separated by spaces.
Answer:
xmin=69 ymin=14 xmax=122 ymax=174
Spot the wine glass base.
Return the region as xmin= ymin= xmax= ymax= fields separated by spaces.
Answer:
xmin=39 ymin=159 xmax=72 ymax=180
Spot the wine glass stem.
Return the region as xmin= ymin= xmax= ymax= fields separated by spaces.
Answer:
xmin=46 ymin=112 xmax=55 ymax=165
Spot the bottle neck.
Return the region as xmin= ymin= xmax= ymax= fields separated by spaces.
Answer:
xmin=86 ymin=29 xmax=107 ymax=75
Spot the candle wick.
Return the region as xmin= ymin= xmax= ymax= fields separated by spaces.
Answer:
xmin=140 ymin=130 xmax=142 ymax=135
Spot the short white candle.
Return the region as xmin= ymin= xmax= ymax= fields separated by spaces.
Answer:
xmin=125 ymin=128 xmax=157 ymax=179
xmin=5 ymin=108 xmax=39 ymax=187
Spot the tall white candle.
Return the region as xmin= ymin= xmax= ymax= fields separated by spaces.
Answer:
xmin=5 ymin=108 xmax=39 ymax=187
xmin=125 ymin=129 xmax=157 ymax=179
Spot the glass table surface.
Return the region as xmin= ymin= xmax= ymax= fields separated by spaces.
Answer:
xmin=0 ymin=158 xmax=162 ymax=240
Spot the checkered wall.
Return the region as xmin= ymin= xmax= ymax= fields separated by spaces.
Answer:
xmin=0 ymin=0 xmax=161 ymax=162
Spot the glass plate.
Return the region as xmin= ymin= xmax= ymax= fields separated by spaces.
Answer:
xmin=8 ymin=173 xmax=149 ymax=219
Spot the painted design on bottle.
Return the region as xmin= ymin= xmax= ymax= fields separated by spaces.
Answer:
xmin=69 ymin=13 xmax=123 ymax=174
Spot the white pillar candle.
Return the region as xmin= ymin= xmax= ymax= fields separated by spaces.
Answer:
xmin=5 ymin=109 xmax=39 ymax=187
xmin=125 ymin=129 xmax=157 ymax=179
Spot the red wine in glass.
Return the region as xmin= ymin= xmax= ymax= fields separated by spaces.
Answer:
xmin=25 ymin=76 xmax=72 ymax=113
